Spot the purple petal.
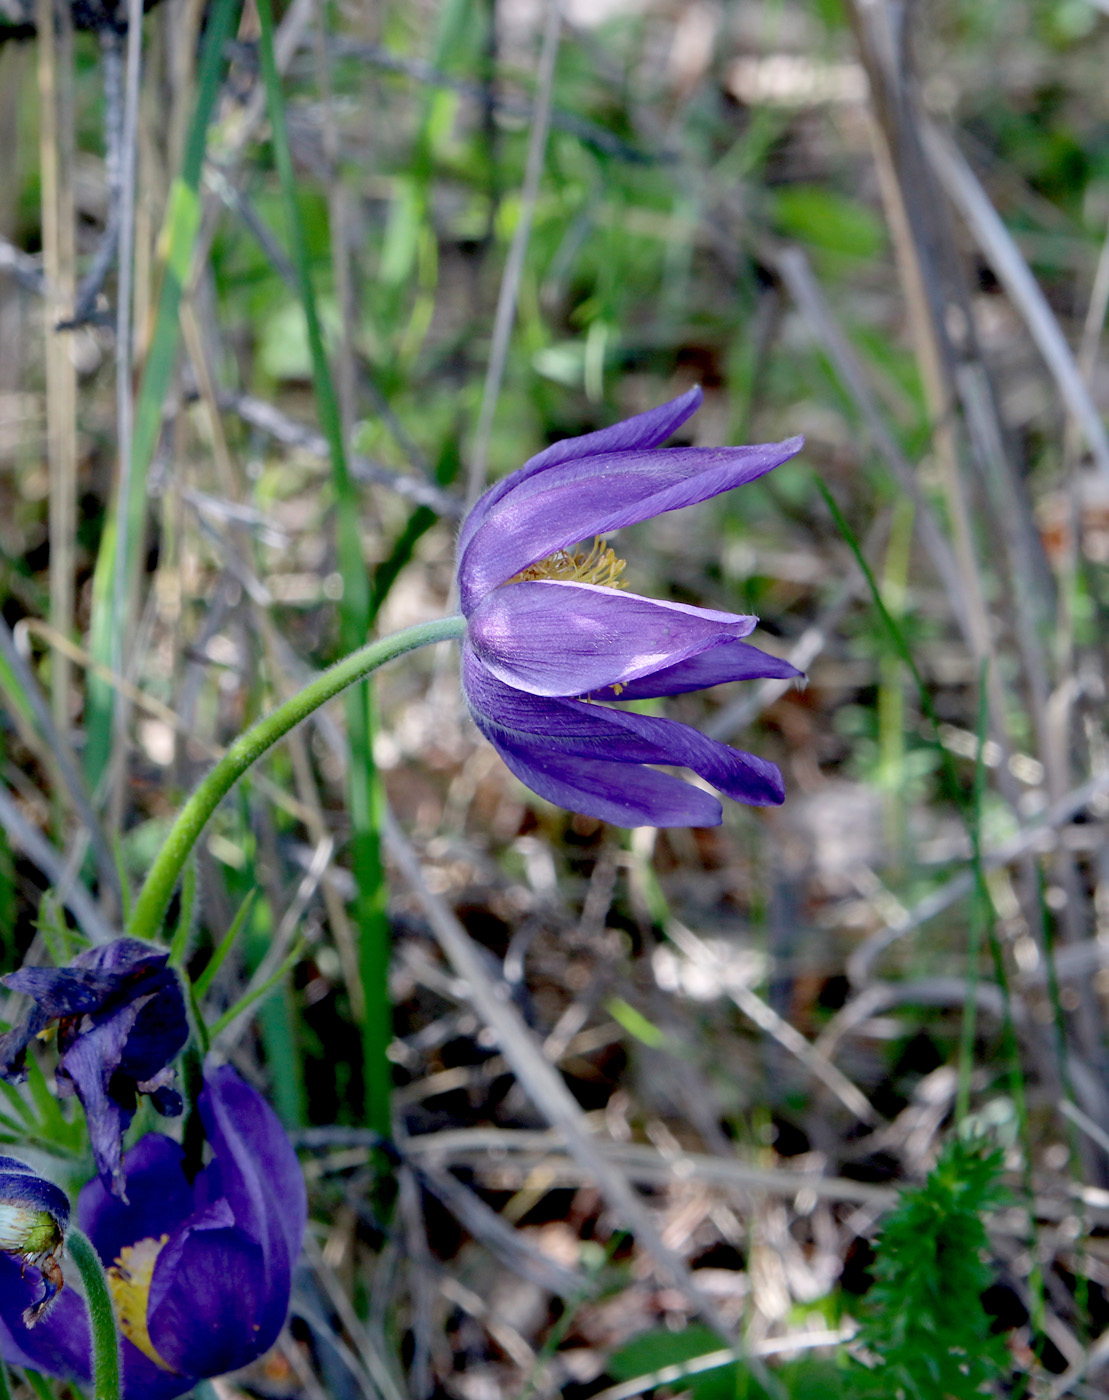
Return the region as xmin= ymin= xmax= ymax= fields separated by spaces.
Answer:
xmin=457 ymin=386 xmax=703 ymax=559
xmin=0 ymin=1256 xmax=192 ymax=1400
xmin=457 ymin=436 xmax=804 ymax=614
xmin=79 ymin=1134 xmax=195 ymax=1266
xmin=198 ymin=1062 xmax=306 ymax=1279
xmin=0 ymin=1006 xmax=50 ymax=1084
xmin=464 ymin=647 xmax=785 ymax=808
xmin=0 ymin=1255 xmax=91 ymax=1380
xmin=142 ymin=1080 xmax=183 ymax=1119
xmin=57 ymin=1004 xmax=144 ymax=1196
xmin=0 ymin=1165 xmax=70 ymax=1231
xmin=489 ymin=731 xmax=725 ymax=827
xmin=3 ymin=967 xmax=120 ymax=1017
xmin=467 ymin=582 xmax=757 ymax=696
xmin=114 ymin=971 xmax=188 ymax=1083
xmin=118 ymin=1343 xmax=197 ymax=1400
xmin=601 ymin=706 xmax=786 ymax=806
xmin=588 ymin=638 xmax=802 ymax=700
xmin=148 ymin=1217 xmax=273 ymax=1377
xmin=74 ymin=939 xmax=170 ymax=981
xmin=8 ymin=940 xmax=173 ymax=1019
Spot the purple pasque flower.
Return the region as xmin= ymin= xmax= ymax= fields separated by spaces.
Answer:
xmin=0 ymin=1158 xmax=69 ymax=1324
xmin=0 ymin=939 xmax=188 ymax=1197
xmin=0 ymin=1061 xmax=306 ymax=1400
xmin=458 ymin=386 xmax=804 ymax=827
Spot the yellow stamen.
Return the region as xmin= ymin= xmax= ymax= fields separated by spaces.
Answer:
xmin=107 ymin=1236 xmax=177 ymax=1371
xmin=509 ymin=537 xmax=627 ymax=590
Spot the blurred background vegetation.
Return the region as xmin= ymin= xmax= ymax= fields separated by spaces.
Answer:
xmin=3 ymin=0 xmax=1109 ymax=1393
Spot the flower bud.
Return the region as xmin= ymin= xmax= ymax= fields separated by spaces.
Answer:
xmin=0 ymin=1156 xmax=69 ymax=1325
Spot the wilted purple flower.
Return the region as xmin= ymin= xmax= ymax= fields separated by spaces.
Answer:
xmin=0 ymin=939 xmax=188 ymax=1197
xmin=458 ymin=386 xmax=804 ymax=826
xmin=0 ymin=1157 xmax=69 ymax=1324
xmin=0 ymin=1062 xmax=306 ymax=1400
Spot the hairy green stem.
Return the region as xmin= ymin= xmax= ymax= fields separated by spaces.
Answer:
xmin=127 ymin=617 xmax=465 ymax=945
xmin=67 ymin=1227 xmax=119 ymax=1400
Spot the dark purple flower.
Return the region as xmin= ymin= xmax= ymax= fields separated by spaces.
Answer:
xmin=457 ymin=386 xmax=804 ymax=826
xmin=0 ymin=1158 xmax=69 ymax=1324
xmin=0 ymin=1061 xmax=306 ymax=1400
xmin=0 ymin=939 xmax=188 ymax=1197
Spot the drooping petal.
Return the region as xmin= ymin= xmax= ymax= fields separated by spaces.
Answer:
xmin=457 ymin=386 xmax=703 ymax=558
xmin=0 ymin=1006 xmax=50 ymax=1083
xmin=467 ymin=581 xmax=757 ymax=696
xmin=457 ymin=436 xmax=804 ymax=613
xmin=588 ymin=638 xmax=802 ymax=700
xmin=5 ymin=940 xmax=173 ymax=1025
xmin=0 ymin=1257 xmax=91 ymax=1379
xmin=598 ymin=705 xmax=786 ymax=805
xmin=464 ymin=649 xmax=785 ymax=811
xmin=0 ymin=1260 xmax=192 ymax=1400
xmin=3 ymin=939 xmax=188 ymax=1194
xmin=147 ymin=1215 xmax=270 ymax=1377
xmin=488 ymin=730 xmax=725 ymax=827
xmin=57 ymin=1002 xmax=145 ymax=1195
xmin=80 ymin=1135 xmax=195 ymax=1267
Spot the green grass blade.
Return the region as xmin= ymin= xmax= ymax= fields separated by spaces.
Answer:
xmin=167 ymin=856 xmax=196 ymax=967
xmin=25 ymin=1054 xmax=69 ymax=1145
xmin=0 ymin=1079 xmax=36 ymax=1128
xmin=22 ymin=1369 xmax=58 ymax=1400
xmin=256 ymin=0 xmax=392 ymax=1137
xmin=193 ymin=887 xmax=255 ymax=1000
xmin=83 ymin=0 xmax=240 ymax=792
xmin=956 ymin=663 xmax=991 ymax=1125
xmin=208 ymin=936 xmax=307 ymax=1040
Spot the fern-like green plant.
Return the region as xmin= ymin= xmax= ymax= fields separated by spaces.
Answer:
xmin=854 ymin=1135 xmax=1009 ymax=1398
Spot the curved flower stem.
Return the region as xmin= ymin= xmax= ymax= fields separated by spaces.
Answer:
xmin=127 ymin=617 xmax=466 ymax=945
xmin=66 ymin=1227 xmax=119 ymax=1400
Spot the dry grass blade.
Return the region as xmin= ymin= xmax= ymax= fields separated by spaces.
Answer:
xmin=34 ymin=0 xmax=77 ymax=742
xmin=846 ymin=1 xmax=1003 ymax=709
xmin=301 ymin=1232 xmax=407 ymax=1400
xmin=220 ymin=391 xmax=462 ymax=516
xmin=464 ymin=0 xmax=563 ymax=511
xmin=383 ymin=809 xmax=784 ymax=1396
xmin=405 ymin=1128 xmax=897 ymax=1208
xmin=665 ymin=919 xmax=877 ymax=1124
xmin=924 ymin=121 xmax=1109 ymax=482
xmin=0 ymin=617 xmax=119 ymax=901
xmin=773 ymin=245 xmax=975 ymax=646
xmin=847 ymin=765 xmax=1109 ymax=983
xmin=407 ymin=1157 xmax=585 ymax=1295
xmin=0 ymin=234 xmax=43 ymax=291
xmin=0 ymin=785 xmax=114 ymax=945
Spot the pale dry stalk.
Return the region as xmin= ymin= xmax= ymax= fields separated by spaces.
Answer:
xmin=35 ymin=0 xmax=78 ymax=743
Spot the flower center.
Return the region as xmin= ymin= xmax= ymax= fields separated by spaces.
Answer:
xmin=108 ymin=1235 xmax=177 ymax=1371
xmin=509 ymin=537 xmax=627 ymax=589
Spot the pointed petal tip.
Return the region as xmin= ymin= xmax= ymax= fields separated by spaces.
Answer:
xmin=673 ymin=382 xmax=703 ymax=413
xmin=763 ymin=433 xmax=804 ymax=463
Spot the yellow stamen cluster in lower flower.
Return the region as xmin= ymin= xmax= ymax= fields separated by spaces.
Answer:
xmin=108 ymin=1235 xmax=176 ymax=1371
xmin=509 ymin=537 xmax=627 ymax=589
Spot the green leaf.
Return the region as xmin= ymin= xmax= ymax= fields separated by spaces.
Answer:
xmin=772 ymin=186 xmax=886 ymax=260
xmin=608 ymin=1325 xmax=736 ymax=1400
